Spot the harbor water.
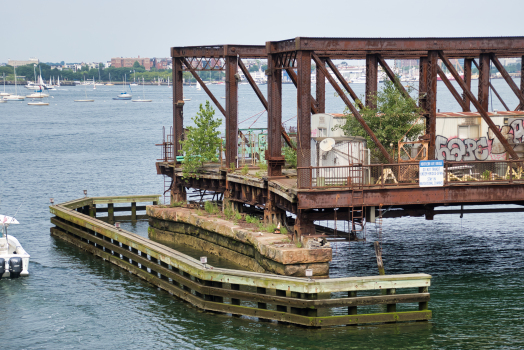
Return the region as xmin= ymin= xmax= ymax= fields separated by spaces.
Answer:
xmin=1 ymin=81 xmax=524 ymax=349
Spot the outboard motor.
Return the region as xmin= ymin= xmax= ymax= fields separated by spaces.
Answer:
xmin=0 ymin=258 xmax=5 ymax=280
xmin=9 ymin=257 xmax=22 ymax=278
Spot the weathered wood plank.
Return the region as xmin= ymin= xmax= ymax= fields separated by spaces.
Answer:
xmin=50 ymin=200 xmax=431 ymax=294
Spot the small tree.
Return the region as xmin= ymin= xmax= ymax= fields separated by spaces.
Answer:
xmin=179 ymin=101 xmax=222 ymax=179
xmin=340 ymin=79 xmax=424 ymax=163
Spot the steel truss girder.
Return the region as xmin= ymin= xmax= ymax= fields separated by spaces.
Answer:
xmin=437 ymin=51 xmax=519 ymax=160
xmin=171 ymin=45 xmax=266 ymax=58
xmin=437 ymin=66 xmax=469 ymax=111
xmin=267 ymin=37 xmax=524 ymax=55
xmin=182 ymin=58 xmax=226 ymax=116
xmin=471 ymin=59 xmax=510 ymax=111
xmin=490 ymin=53 xmax=524 ymax=109
xmin=237 ymin=59 xmax=294 ymax=150
xmin=183 ymin=57 xmax=226 ymax=71
xmin=311 ymin=52 xmax=393 ymax=163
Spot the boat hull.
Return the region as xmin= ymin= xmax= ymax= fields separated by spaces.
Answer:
xmin=1 ymin=236 xmax=30 ymax=279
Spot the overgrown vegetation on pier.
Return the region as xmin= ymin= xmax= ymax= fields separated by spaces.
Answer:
xmin=341 ymin=79 xmax=424 ymax=163
xmin=179 ymin=102 xmax=222 ymax=179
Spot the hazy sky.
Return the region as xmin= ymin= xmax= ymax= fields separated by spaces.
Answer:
xmin=2 ymin=0 xmax=523 ymax=63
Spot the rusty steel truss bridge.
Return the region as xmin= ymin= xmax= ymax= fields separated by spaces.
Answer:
xmin=156 ymin=36 xmax=524 ymax=241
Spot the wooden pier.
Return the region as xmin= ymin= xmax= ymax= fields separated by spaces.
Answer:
xmin=50 ymin=195 xmax=431 ymax=327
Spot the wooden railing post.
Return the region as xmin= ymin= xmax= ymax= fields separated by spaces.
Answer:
xmin=108 ymin=203 xmax=114 ymax=223
xmin=131 ymin=202 xmax=137 ymax=221
xmin=348 ymin=291 xmax=357 ymax=315
xmin=419 ymin=286 xmax=429 ymax=311
xmin=386 ymin=288 xmax=396 ymax=312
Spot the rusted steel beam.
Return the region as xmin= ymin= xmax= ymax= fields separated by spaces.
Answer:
xmin=418 ymin=57 xmax=428 ymax=111
xmin=173 ymin=58 xmax=184 ymax=162
xmin=171 ymin=45 xmax=266 ymax=58
xmin=471 ymin=59 xmax=510 ymax=111
xmin=438 ymin=51 xmax=519 ymax=160
xmin=520 ymin=55 xmax=524 ymax=110
xmin=238 ymin=59 xmax=294 ymax=150
xmin=490 ymin=54 xmax=524 ymax=108
xmin=427 ymin=51 xmax=438 ymax=160
xmin=267 ymin=53 xmax=284 ymax=176
xmin=225 ymin=56 xmax=238 ymax=168
xmin=325 ymin=58 xmax=364 ymax=110
xmin=376 ymin=54 xmax=412 ymax=101
xmin=463 ymin=59 xmax=472 ymax=110
xmin=316 ymin=57 xmax=326 ymax=113
xmin=182 ymin=58 xmax=226 ymax=117
xmin=268 ymin=36 xmax=524 ymax=54
xmin=437 ymin=66 xmax=469 ymax=111
xmin=478 ymin=54 xmax=490 ymax=112
xmin=296 ymin=184 xmax=524 ymax=209
xmin=311 ymin=53 xmax=393 ymax=163
xmin=366 ymin=54 xmax=378 ymax=109
xmin=238 ymin=59 xmax=268 ymax=109
xmin=297 ymin=51 xmax=312 ymax=186
xmin=285 ymin=68 xmax=319 ymax=114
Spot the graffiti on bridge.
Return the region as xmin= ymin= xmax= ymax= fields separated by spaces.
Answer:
xmin=436 ymin=119 xmax=524 ymax=161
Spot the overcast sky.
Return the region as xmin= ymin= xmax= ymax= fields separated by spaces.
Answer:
xmin=1 ymin=0 xmax=523 ymax=63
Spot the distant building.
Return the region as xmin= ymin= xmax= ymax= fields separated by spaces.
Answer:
xmin=8 ymin=58 xmax=39 ymax=67
xmin=111 ymin=56 xmax=151 ymax=70
xmin=151 ymin=57 xmax=172 ymax=70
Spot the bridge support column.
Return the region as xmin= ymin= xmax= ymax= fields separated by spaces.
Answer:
xmin=426 ymin=51 xmax=438 ymax=160
xmin=171 ymin=177 xmax=186 ymax=204
xmin=264 ymin=191 xmax=285 ymax=226
xmin=267 ymin=53 xmax=285 ymax=177
xmin=478 ymin=53 xmax=490 ymax=112
xmin=173 ymin=58 xmax=184 ymax=163
xmin=293 ymin=210 xmax=315 ymax=242
xmin=365 ymin=54 xmax=378 ymax=108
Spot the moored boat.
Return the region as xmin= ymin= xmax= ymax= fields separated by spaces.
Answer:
xmin=0 ymin=215 xmax=30 ymax=279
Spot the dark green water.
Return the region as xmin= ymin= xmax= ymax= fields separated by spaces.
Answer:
xmin=1 ymin=81 xmax=523 ymax=349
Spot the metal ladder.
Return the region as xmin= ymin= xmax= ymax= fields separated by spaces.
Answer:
xmin=349 ymin=164 xmax=365 ymax=238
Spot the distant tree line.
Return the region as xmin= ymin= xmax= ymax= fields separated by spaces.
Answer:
xmin=0 ymin=62 xmax=228 ymax=83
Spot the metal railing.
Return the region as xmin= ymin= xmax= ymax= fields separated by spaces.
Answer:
xmin=298 ymin=160 xmax=524 ymax=189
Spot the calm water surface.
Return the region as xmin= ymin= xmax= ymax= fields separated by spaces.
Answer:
xmin=1 ymin=80 xmax=523 ymax=349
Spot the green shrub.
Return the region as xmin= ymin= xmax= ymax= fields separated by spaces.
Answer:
xmin=295 ymin=241 xmax=302 ymax=248
xmin=170 ymin=200 xmax=185 ymax=208
xmin=281 ymin=226 xmax=288 ymax=235
xmin=241 ymin=165 xmax=249 ymax=175
xmin=224 ymin=205 xmax=234 ymax=220
xmin=229 ymin=162 xmax=236 ymax=172
xmin=265 ymin=224 xmax=277 ymax=233
xmin=204 ymin=201 xmax=219 ymax=215
xmin=283 ymin=141 xmax=297 ymax=169
xmin=259 ymin=163 xmax=268 ymax=171
xmin=245 ymin=215 xmax=260 ymax=225
xmin=234 ymin=212 xmax=242 ymax=221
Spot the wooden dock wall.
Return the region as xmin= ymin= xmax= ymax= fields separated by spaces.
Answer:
xmin=49 ymin=195 xmax=432 ymax=327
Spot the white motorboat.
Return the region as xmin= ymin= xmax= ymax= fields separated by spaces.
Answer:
xmin=0 ymin=99 xmax=6 ymax=103
xmin=0 ymin=215 xmax=30 ymax=279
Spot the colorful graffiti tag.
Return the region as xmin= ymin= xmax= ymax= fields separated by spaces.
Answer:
xmin=436 ymin=118 xmax=524 ymax=161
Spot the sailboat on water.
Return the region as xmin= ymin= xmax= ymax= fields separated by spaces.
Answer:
xmin=75 ymin=77 xmax=94 ymax=102
xmin=1 ymin=73 xmax=10 ymax=97
xmin=113 ymin=74 xmax=132 ymax=100
xmin=132 ymin=77 xmax=152 ymax=102
xmin=106 ymin=73 xmax=114 ymax=86
xmin=4 ymin=67 xmax=25 ymax=101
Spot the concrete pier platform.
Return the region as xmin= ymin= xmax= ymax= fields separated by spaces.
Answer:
xmin=147 ymin=206 xmax=332 ymax=277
